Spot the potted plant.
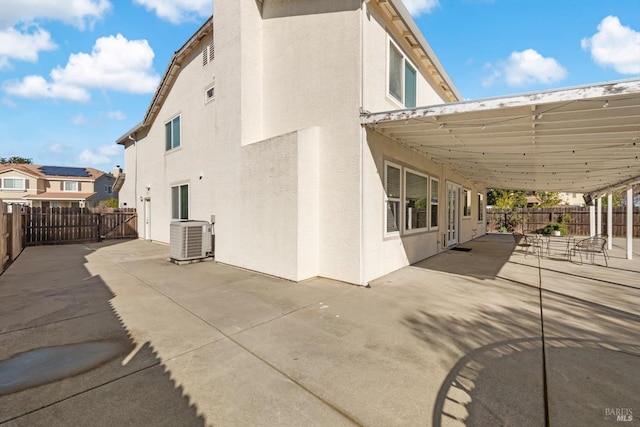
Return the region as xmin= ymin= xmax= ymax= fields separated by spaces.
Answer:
xmin=543 ymin=222 xmax=566 ymax=236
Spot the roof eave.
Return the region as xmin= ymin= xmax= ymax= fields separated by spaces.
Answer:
xmin=139 ymin=16 xmax=213 ymax=136
xmin=379 ymin=0 xmax=462 ymax=102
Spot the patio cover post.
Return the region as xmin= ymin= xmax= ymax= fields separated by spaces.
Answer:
xmin=597 ymin=196 xmax=602 ymax=236
xmin=607 ymin=193 xmax=613 ymax=250
xmin=589 ymin=205 xmax=596 ymax=237
xmin=627 ymin=186 xmax=633 ymax=259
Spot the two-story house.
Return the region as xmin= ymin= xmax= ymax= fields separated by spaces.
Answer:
xmin=115 ymin=0 xmax=640 ymax=284
xmin=116 ymin=0 xmax=487 ymax=286
xmin=0 ymin=164 xmax=117 ymax=208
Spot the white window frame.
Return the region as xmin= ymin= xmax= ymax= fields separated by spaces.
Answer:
xmin=430 ymin=177 xmax=439 ymax=231
xmin=1 ymin=177 xmax=26 ymax=190
xmin=463 ymin=188 xmax=472 ymax=218
xmin=384 ymin=161 xmax=402 ymax=237
xmin=165 ymin=115 xmax=181 ymax=152
xmin=105 ymin=185 xmax=113 ymax=194
xmin=404 ymin=167 xmax=429 ymax=235
xmin=477 ymin=193 xmax=484 ymax=223
xmin=205 ymin=85 xmax=215 ymax=103
xmin=63 ymin=181 xmax=79 ymax=192
xmin=171 ymin=183 xmax=189 ymax=220
xmin=387 ymin=37 xmax=418 ymax=108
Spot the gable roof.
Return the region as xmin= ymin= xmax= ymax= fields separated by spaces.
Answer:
xmin=116 ymin=16 xmax=213 ymax=145
xmin=0 ymin=164 xmax=107 ymax=181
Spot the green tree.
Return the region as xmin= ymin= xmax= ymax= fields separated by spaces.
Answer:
xmin=600 ymin=190 xmax=625 ymax=208
xmin=99 ymin=198 xmax=119 ymax=208
xmin=535 ymin=191 xmax=562 ymax=207
xmin=0 ymin=156 xmax=32 ymax=164
xmin=489 ymin=189 xmax=527 ymax=208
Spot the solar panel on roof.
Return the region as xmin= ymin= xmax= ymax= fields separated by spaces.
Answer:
xmin=39 ymin=166 xmax=91 ymax=177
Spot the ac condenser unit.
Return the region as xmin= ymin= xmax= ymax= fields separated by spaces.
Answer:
xmin=169 ymin=220 xmax=213 ymax=261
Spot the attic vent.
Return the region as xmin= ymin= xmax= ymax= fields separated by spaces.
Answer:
xmin=202 ymin=41 xmax=214 ymax=66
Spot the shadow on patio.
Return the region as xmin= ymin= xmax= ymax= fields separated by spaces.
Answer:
xmin=398 ymin=233 xmax=640 ymax=426
xmin=411 ymin=234 xmax=522 ymax=280
xmin=0 ymin=244 xmax=205 ymax=426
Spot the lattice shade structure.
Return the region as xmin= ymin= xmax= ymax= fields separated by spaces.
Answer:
xmin=362 ymin=79 xmax=640 ymax=196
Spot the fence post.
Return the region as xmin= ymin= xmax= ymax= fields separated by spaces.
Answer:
xmin=1 ymin=203 xmax=7 ymax=270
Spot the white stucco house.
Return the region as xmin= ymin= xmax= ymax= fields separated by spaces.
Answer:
xmin=117 ymin=0 xmax=640 ymax=284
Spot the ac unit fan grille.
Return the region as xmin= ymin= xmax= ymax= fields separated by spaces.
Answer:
xmin=184 ymin=226 xmax=203 ymax=258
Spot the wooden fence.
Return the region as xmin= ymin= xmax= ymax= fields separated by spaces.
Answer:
xmin=23 ymin=207 xmax=137 ymax=246
xmin=487 ymin=206 xmax=640 ymax=237
xmin=1 ymin=203 xmax=25 ymax=273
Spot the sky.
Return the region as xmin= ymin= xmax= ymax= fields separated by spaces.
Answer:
xmin=1 ymin=0 xmax=639 ymax=172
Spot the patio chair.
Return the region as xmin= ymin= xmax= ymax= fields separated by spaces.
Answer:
xmin=513 ymin=231 xmax=543 ymax=258
xmin=571 ymin=235 xmax=608 ymax=267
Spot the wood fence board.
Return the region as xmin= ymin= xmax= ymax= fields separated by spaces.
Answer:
xmin=487 ymin=207 xmax=640 ymax=237
xmin=23 ymin=207 xmax=137 ymax=246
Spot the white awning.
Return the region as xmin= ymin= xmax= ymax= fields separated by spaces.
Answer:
xmin=362 ymin=79 xmax=640 ymax=196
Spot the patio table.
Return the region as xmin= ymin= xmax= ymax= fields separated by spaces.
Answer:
xmin=542 ymin=235 xmax=575 ymax=259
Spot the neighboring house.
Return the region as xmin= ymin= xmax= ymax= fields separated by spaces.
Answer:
xmin=116 ymin=0 xmax=488 ymax=286
xmin=0 ymin=164 xmax=117 ymax=208
xmin=559 ymin=192 xmax=585 ymax=207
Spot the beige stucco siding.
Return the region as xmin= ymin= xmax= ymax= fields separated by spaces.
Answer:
xmin=0 ymin=170 xmax=37 ymax=203
xmin=121 ymin=35 xmax=216 ymax=243
xmin=362 ymin=1 xmax=445 ymax=114
xmin=213 ymin=0 xmax=363 ymax=283
xmin=363 ymin=129 xmax=486 ymax=282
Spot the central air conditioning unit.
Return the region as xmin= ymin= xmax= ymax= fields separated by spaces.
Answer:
xmin=169 ymin=220 xmax=213 ymax=261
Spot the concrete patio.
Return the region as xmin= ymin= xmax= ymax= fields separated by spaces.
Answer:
xmin=1 ymin=234 xmax=638 ymax=426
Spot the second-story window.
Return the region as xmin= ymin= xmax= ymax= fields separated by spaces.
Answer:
xmin=388 ymin=39 xmax=417 ymax=108
xmin=63 ymin=181 xmax=79 ymax=192
xmin=2 ymin=177 xmax=26 ymax=190
xmin=165 ymin=115 xmax=181 ymax=151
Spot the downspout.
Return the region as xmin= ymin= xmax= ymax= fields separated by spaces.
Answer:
xmin=607 ymin=193 xmax=613 ymax=250
xmin=359 ymin=0 xmax=367 ymax=286
xmin=128 ymin=133 xmax=138 ymax=212
xmin=627 ymin=186 xmax=633 ymax=259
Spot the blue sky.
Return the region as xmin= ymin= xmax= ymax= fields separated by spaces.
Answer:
xmin=1 ymin=0 xmax=639 ymax=171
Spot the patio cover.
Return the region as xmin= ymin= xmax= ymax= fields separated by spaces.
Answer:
xmin=361 ymin=79 xmax=640 ymax=197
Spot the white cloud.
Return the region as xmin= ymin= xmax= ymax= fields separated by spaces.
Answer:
xmin=79 ymin=144 xmax=120 ymax=165
xmin=0 ymin=26 xmax=57 ymax=70
xmin=2 ymin=34 xmax=159 ymax=102
xmin=0 ymin=0 xmax=111 ymax=30
xmin=1 ymin=97 xmax=17 ymax=108
xmin=3 ymin=75 xmax=90 ymax=101
xmin=581 ymin=16 xmax=640 ymax=75
xmin=107 ymin=110 xmax=126 ymax=120
xmin=71 ymin=113 xmax=88 ymax=125
xmin=134 ymin=0 xmax=211 ymax=24
xmin=50 ymin=143 xmax=65 ymax=153
xmin=483 ymin=49 xmax=568 ymax=87
xmin=402 ymin=0 xmax=439 ymax=16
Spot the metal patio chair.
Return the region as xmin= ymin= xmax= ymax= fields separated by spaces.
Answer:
xmin=571 ymin=235 xmax=609 ymax=266
xmin=513 ymin=231 xmax=543 ymax=258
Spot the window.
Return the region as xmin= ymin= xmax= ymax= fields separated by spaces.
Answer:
xmin=63 ymin=181 xmax=78 ymax=192
xmin=205 ymin=86 xmax=215 ymax=103
xmin=463 ymin=188 xmax=472 ymax=218
xmin=165 ymin=115 xmax=181 ymax=151
xmin=388 ymin=40 xmax=417 ymax=108
xmin=171 ymin=184 xmax=189 ymax=220
xmin=105 ymin=185 xmax=112 ymax=194
xmin=405 ymin=169 xmax=428 ymax=232
xmin=385 ymin=162 xmax=401 ymax=234
xmin=478 ymin=193 xmax=484 ymax=222
xmin=430 ymin=178 xmax=439 ymax=229
xmin=1 ymin=177 xmax=25 ymax=190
